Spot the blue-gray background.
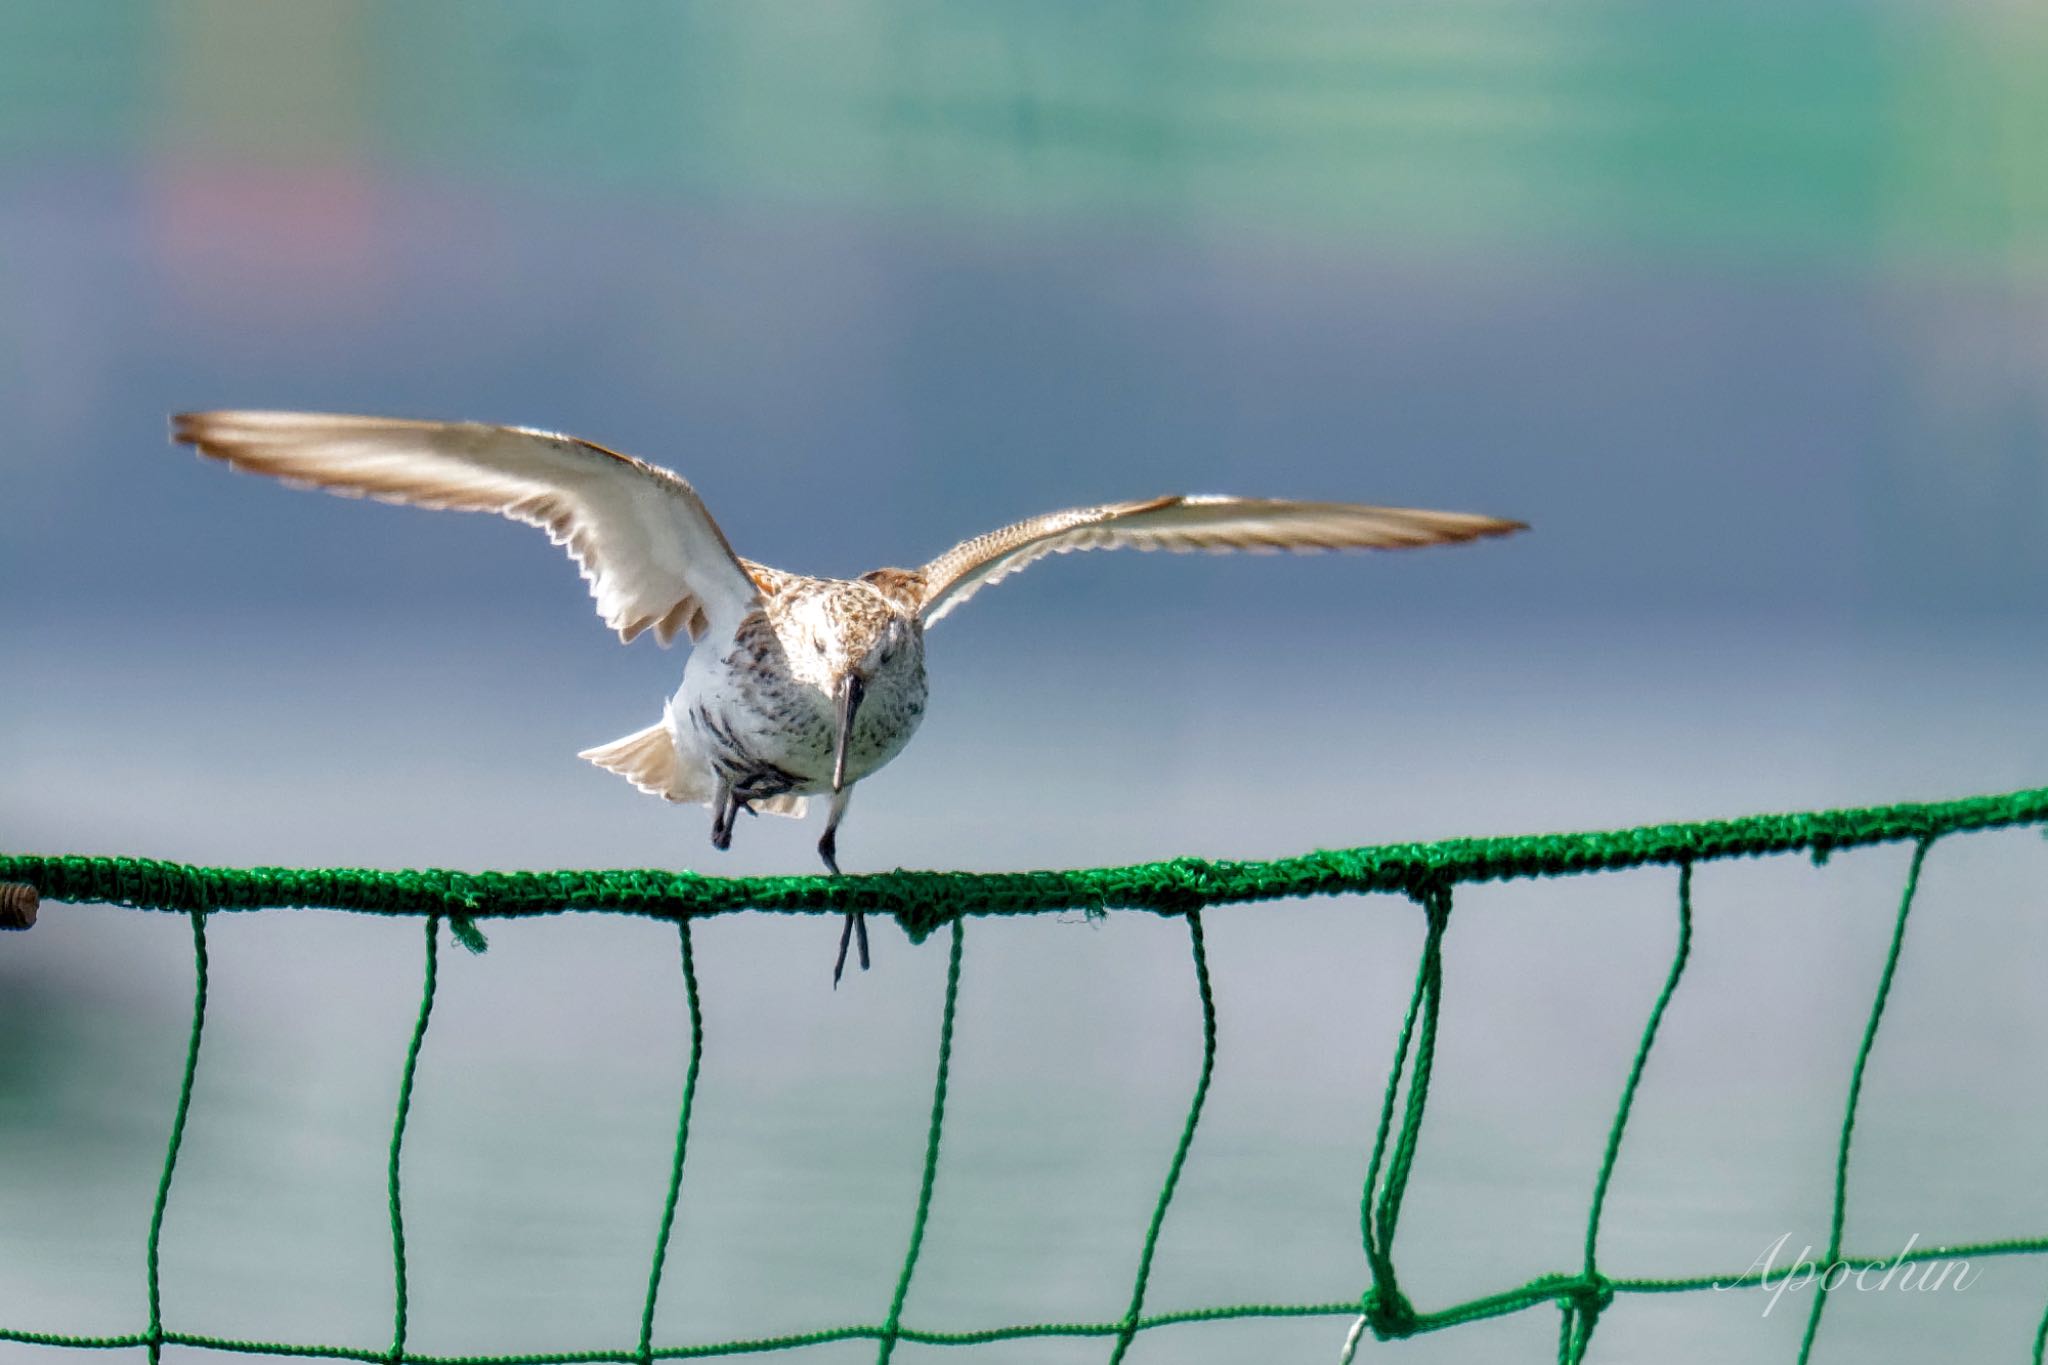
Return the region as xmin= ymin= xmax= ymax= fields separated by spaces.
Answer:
xmin=3 ymin=4 xmax=2046 ymax=1363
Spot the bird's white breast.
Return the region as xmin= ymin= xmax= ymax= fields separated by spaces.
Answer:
xmin=674 ymin=612 xmax=927 ymax=797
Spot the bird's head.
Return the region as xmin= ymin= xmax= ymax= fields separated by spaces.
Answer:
xmin=830 ymin=611 xmax=919 ymax=792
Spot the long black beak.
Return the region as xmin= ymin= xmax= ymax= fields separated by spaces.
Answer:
xmin=832 ymin=672 xmax=865 ymax=792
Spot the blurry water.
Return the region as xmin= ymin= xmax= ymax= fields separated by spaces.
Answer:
xmin=4 ymin=3 xmax=2047 ymax=1363
xmin=5 ymin=619 xmax=2045 ymax=1365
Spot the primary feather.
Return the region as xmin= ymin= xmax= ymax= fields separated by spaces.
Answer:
xmin=916 ymin=494 xmax=1526 ymax=624
xmin=173 ymin=411 xmax=761 ymax=645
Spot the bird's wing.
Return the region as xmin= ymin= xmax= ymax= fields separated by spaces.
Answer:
xmin=916 ymin=495 xmax=1525 ymax=625
xmin=174 ymin=410 xmax=762 ymax=645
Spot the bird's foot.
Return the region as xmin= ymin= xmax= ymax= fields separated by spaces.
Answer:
xmin=817 ymin=826 xmax=841 ymax=876
xmin=710 ymin=788 xmax=745 ymax=850
xmin=832 ymin=910 xmax=870 ymax=988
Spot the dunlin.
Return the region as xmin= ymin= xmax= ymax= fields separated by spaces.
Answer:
xmin=174 ymin=411 xmax=1524 ymax=980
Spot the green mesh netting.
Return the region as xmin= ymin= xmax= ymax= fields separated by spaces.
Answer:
xmin=3 ymin=784 xmax=2046 ymax=1364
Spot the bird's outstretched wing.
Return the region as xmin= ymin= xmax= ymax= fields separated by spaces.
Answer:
xmin=174 ymin=411 xmax=762 ymax=645
xmin=916 ymin=495 xmax=1524 ymax=625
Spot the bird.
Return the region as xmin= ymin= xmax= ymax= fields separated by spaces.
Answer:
xmin=172 ymin=410 xmax=1525 ymax=982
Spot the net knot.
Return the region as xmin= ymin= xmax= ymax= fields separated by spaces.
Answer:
xmin=1406 ymin=876 xmax=1454 ymax=927
xmin=1564 ymin=1274 xmax=1613 ymax=1321
xmin=889 ymin=876 xmax=954 ymax=944
xmin=1146 ymin=857 xmax=1218 ymax=915
xmin=1361 ymin=1284 xmax=1419 ymax=1341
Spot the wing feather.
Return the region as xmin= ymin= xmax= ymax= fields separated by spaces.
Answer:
xmin=173 ymin=410 xmax=761 ymax=645
xmin=918 ymin=495 xmax=1524 ymax=624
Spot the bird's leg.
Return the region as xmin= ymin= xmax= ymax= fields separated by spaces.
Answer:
xmin=709 ymin=778 xmax=737 ymax=851
xmin=822 ymin=787 xmax=870 ymax=986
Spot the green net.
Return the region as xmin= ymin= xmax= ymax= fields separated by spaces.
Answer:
xmin=3 ymin=784 xmax=2046 ymax=1364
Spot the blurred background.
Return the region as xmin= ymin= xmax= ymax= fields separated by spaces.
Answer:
xmin=2 ymin=2 xmax=2046 ymax=1362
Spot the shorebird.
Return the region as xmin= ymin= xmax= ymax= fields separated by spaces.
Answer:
xmin=174 ymin=411 xmax=1525 ymax=981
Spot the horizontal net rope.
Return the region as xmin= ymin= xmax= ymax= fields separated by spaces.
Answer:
xmin=3 ymin=782 xmax=2046 ymax=1364
xmin=5 ymin=784 xmax=2045 ymax=938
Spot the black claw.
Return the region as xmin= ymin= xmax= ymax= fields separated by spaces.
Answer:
xmin=711 ymin=789 xmax=743 ymax=850
xmin=833 ymin=911 xmax=856 ymax=988
xmin=818 ymin=829 xmax=840 ymax=876
xmin=855 ymin=911 xmax=870 ymax=973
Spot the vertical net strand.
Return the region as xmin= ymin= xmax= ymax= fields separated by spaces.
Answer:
xmin=876 ymin=917 xmax=966 ymax=1364
xmin=1107 ymin=910 xmax=1218 ymax=1365
xmin=1564 ymin=862 xmax=1696 ymax=1362
xmin=640 ymin=919 xmax=705 ymax=1363
xmin=1797 ymin=838 xmax=1933 ymax=1363
xmin=1375 ymin=890 xmax=1449 ymax=1247
xmin=145 ymin=907 xmax=210 ymax=1365
xmin=1357 ymin=887 xmax=1452 ymax=1340
xmin=388 ymin=914 xmax=443 ymax=1363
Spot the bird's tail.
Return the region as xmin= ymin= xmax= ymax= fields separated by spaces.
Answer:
xmin=579 ymin=711 xmax=715 ymax=805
